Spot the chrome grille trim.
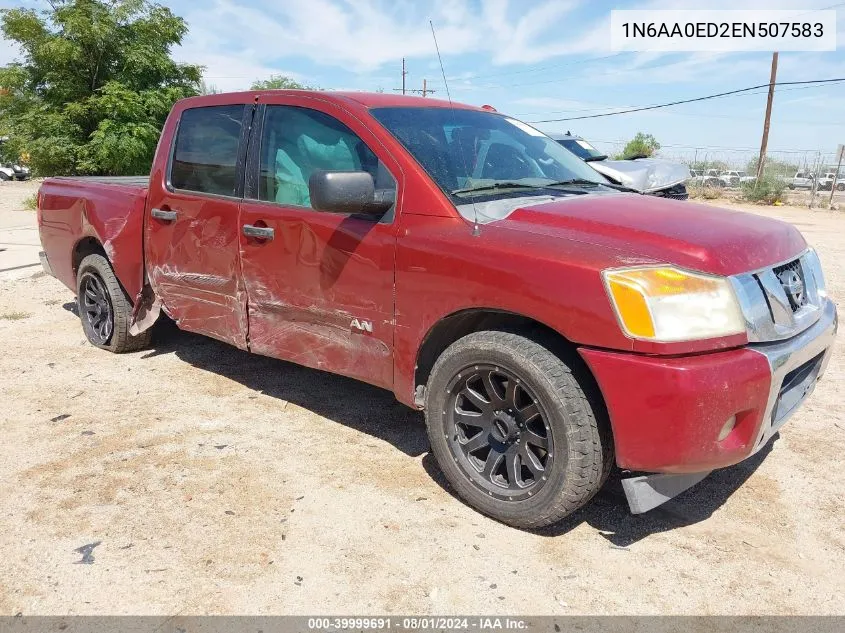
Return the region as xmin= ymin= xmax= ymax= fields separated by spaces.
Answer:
xmin=730 ymin=248 xmax=826 ymax=343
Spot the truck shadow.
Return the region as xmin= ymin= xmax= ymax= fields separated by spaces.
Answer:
xmin=144 ymin=318 xmax=430 ymax=458
xmin=142 ymin=317 xmax=774 ymax=545
xmin=424 ymin=441 xmax=774 ymax=546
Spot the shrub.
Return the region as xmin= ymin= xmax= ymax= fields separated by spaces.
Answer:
xmin=741 ymin=175 xmax=787 ymax=205
xmin=688 ymin=182 xmax=724 ymax=200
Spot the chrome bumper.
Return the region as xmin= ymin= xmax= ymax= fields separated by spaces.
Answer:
xmin=39 ymin=251 xmax=53 ymax=277
xmin=748 ymin=297 xmax=838 ymax=453
xmin=623 ymin=298 xmax=838 ymax=515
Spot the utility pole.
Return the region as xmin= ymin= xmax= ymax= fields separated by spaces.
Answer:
xmin=755 ymin=52 xmax=778 ymax=181
xmin=392 ymin=78 xmax=435 ymax=97
xmin=402 ymin=58 xmax=407 ymax=95
xmin=829 ymin=144 xmax=844 ymax=207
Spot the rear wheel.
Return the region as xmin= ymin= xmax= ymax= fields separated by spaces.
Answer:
xmin=76 ymin=254 xmax=151 ymax=353
xmin=838 ymin=183 xmax=845 ymax=192
xmin=425 ymin=331 xmax=612 ymax=529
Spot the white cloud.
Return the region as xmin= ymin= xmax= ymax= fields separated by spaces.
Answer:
xmin=173 ymin=0 xmax=602 ymax=82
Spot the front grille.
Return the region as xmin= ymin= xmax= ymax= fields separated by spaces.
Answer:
xmin=650 ymin=183 xmax=689 ymax=200
xmin=731 ymin=250 xmax=825 ymax=343
xmin=773 ymin=259 xmax=809 ymax=312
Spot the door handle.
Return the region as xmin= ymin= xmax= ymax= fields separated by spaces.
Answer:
xmin=243 ymin=225 xmax=275 ymax=240
xmin=151 ymin=208 xmax=178 ymax=221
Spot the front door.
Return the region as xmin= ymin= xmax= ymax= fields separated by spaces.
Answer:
xmin=145 ymin=103 xmax=251 ymax=348
xmin=239 ymin=101 xmax=400 ymax=389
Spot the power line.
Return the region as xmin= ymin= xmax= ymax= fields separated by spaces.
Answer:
xmin=527 ymin=78 xmax=845 ymax=122
xmin=585 ymin=138 xmax=838 ymax=154
xmin=515 ymin=81 xmax=844 ymax=118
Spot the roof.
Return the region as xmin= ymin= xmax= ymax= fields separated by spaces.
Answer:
xmin=329 ymin=91 xmax=480 ymax=110
xmin=181 ymin=89 xmax=480 ymax=111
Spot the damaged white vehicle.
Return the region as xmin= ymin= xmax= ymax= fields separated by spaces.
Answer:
xmin=552 ymin=133 xmax=690 ymax=200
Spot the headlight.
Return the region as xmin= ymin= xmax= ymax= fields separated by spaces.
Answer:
xmin=603 ymin=266 xmax=745 ymax=342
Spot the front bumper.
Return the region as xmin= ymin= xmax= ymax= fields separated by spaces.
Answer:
xmin=580 ymin=298 xmax=837 ymax=512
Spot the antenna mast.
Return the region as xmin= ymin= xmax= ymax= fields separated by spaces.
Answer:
xmin=430 ymin=20 xmax=480 ymax=236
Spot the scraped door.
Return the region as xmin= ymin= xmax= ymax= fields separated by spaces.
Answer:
xmin=238 ymin=102 xmax=399 ymax=388
xmin=145 ymin=103 xmax=251 ymax=348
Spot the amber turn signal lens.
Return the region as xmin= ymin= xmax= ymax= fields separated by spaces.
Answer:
xmin=603 ymin=266 xmax=745 ymax=343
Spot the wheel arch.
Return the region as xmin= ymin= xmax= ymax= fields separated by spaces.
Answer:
xmin=72 ymin=236 xmax=109 ymax=279
xmin=71 ymin=235 xmax=142 ymax=310
xmin=414 ymin=309 xmax=596 ymax=399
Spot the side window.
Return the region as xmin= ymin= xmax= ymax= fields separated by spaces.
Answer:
xmin=170 ymin=105 xmax=246 ymax=196
xmin=259 ymin=106 xmax=395 ymax=211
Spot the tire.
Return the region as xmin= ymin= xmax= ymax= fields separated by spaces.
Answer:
xmin=76 ymin=254 xmax=152 ymax=353
xmin=0 ymin=172 xmax=10 ymax=181
xmin=838 ymin=183 xmax=845 ymax=192
xmin=425 ymin=330 xmax=612 ymax=529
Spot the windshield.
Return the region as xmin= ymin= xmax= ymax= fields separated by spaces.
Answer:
xmin=556 ymin=137 xmax=606 ymax=161
xmin=370 ymin=107 xmax=610 ymax=203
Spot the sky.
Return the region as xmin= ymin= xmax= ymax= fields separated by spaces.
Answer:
xmin=1 ymin=0 xmax=844 ymax=167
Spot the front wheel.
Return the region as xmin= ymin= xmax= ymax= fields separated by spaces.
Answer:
xmin=76 ymin=254 xmax=152 ymax=353
xmin=838 ymin=183 xmax=845 ymax=192
xmin=425 ymin=331 xmax=612 ymax=529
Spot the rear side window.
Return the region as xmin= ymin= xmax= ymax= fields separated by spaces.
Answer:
xmin=258 ymin=105 xmax=394 ymax=210
xmin=170 ymin=105 xmax=246 ymax=196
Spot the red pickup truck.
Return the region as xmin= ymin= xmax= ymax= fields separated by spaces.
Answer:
xmin=37 ymin=91 xmax=837 ymax=527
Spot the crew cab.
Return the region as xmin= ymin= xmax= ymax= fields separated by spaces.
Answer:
xmin=37 ymin=91 xmax=837 ymax=527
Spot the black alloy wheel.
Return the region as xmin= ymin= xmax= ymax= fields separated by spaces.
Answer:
xmin=445 ymin=364 xmax=553 ymax=501
xmin=80 ymin=271 xmax=114 ymax=344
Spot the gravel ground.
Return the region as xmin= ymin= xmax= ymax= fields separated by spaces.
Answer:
xmin=0 ymin=181 xmax=843 ymax=615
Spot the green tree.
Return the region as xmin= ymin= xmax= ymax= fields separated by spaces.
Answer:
xmin=0 ymin=0 xmax=201 ymax=176
xmin=615 ymin=132 xmax=661 ymax=160
xmin=250 ymin=74 xmax=310 ymax=91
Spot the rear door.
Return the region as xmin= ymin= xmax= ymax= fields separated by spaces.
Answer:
xmin=145 ymin=103 xmax=252 ymax=348
xmin=238 ymin=98 xmax=401 ymax=389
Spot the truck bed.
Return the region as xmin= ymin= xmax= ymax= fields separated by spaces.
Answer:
xmin=50 ymin=175 xmax=151 ymax=188
xmin=38 ymin=175 xmax=150 ymax=301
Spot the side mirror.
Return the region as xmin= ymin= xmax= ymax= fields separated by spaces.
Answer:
xmin=309 ymin=170 xmax=394 ymax=216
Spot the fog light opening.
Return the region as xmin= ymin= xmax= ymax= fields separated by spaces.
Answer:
xmin=718 ymin=415 xmax=738 ymax=442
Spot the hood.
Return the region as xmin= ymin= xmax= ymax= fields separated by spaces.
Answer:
xmin=590 ymin=158 xmax=690 ymax=193
xmin=495 ymin=193 xmax=807 ymax=276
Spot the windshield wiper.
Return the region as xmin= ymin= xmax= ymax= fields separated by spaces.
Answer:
xmin=547 ymin=178 xmax=638 ymax=193
xmin=451 ymin=182 xmax=543 ymax=195
xmin=583 ymin=155 xmax=608 ymax=162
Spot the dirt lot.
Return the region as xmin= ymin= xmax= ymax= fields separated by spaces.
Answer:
xmin=1 ymin=181 xmax=843 ymax=615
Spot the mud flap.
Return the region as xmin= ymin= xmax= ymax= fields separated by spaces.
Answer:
xmin=622 ymin=471 xmax=711 ymax=514
xmin=129 ymin=284 xmax=162 ymax=336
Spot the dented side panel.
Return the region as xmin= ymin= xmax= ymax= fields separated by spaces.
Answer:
xmin=37 ymin=178 xmax=148 ymax=298
xmin=144 ymin=191 xmax=248 ymax=350
xmin=239 ymin=202 xmax=397 ymax=389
